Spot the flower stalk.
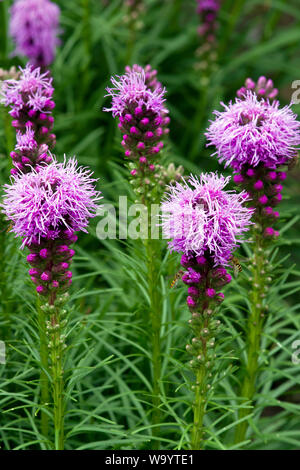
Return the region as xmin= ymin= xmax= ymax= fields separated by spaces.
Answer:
xmin=161 ymin=173 xmax=253 ymax=449
xmin=234 ymin=240 xmax=266 ymax=443
xmin=206 ymin=82 xmax=300 ymax=444
xmin=44 ymin=295 xmax=68 ymax=450
xmin=104 ymin=67 xmax=178 ymax=445
xmin=2 ymin=158 xmax=101 ymax=449
xmin=146 ymin=237 xmax=162 ymax=442
xmin=37 ymin=296 xmax=50 ymax=440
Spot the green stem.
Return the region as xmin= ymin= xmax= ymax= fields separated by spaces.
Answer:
xmin=191 ymin=360 xmax=207 ymax=450
xmin=188 ymin=266 xmax=220 ymax=450
xmin=145 ymin=237 xmax=162 ymax=448
xmin=0 ymin=224 xmax=9 ymax=339
xmin=0 ymin=1 xmax=8 ymax=63
xmin=234 ymin=239 xmax=266 ymax=443
xmin=37 ymin=296 xmax=50 ymax=441
xmin=47 ymin=300 xmax=65 ymax=450
xmin=1 ymin=104 xmax=14 ymax=165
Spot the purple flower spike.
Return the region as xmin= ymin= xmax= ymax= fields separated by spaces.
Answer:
xmin=104 ymin=67 xmax=171 ymax=194
xmin=237 ymin=76 xmax=278 ymax=102
xmin=206 ymin=92 xmax=300 ymax=172
xmin=163 ymin=172 xmax=253 ymax=321
xmin=161 ymin=172 xmax=253 ymax=266
xmin=104 ymin=70 xmax=167 ymax=118
xmin=1 ymin=64 xmax=56 ymax=173
xmin=2 ymin=157 xmax=102 ymax=297
xmin=2 ymin=157 xmax=101 ymax=247
xmin=10 ymin=0 xmax=60 ymax=67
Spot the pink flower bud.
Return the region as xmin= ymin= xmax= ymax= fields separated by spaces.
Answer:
xmin=206 ymin=288 xmax=216 ymax=298
xmin=41 ymin=272 xmax=51 ymax=281
xmin=188 ymin=286 xmax=200 ymax=297
xmin=277 ymin=172 xmax=287 ymax=181
xmin=246 ymin=169 xmax=255 ymax=177
xmin=254 ymin=180 xmax=263 ymax=190
xmin=267 ymin=171 xmax=277 ymax=181
xmin=39 ymin=248 xmax=49 ymax=259
xmin=258 ymin=195 xmax=268 ymax=205
xmin=233 ymin=174 xmax=244 ymax=184
xmin=264 ymin=227 xmax=275 ymax=237
xmin=140 ymin=118 xmax=149 ymax=126
xmin=29 ymin=268 xmax=39 ymax=276
xmin=145 ymin=131 xmax=154 ymax=139
xmin=187 ymin=296 xmax=197 ymax=308
xmin=27 ymin=253 xmax=38 ymax=264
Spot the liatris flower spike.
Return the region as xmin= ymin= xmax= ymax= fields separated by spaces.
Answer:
xmin=0 ymin=64 xmax=56 ymax=174
xmin=104 ymin=69 xmax=170 ymax=202
xmin=237 ymin=76 xmax=278 ymax=101
xmin=2 ymin=157 xmax=101 ymax=297
xmin=10 ymin=0 xmax=60 ymax=67
xmin=2 ymin=156 xmax=100 ymax=449
xmin=161 ymin=172 xmax=253 ymax=449
xmin=196 ymin=0 xmax=220 ymax=42
xmin=195 ymin=0 xmax=220 ymax=82
xmin=207 ymin=86 xmax=300 ymax=444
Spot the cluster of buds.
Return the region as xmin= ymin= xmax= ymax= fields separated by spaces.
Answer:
xmin=129 ymin=161 xmax=184 ymax=202
xmin=195 ymin=0 xmax=220 ymax=85
xmin=123 ymin=0 xmax=145 ymax=31
xmin=26 ymin=230 xmax=77 ymax=297
xmin=237 ymin=76 xmax=278 ymax=101
xmin=182 ymin=253 xmax=225 ymax=372
xmin=0 ymin=64 xmax=56 ymax=175
xmin=154 ymin=163 xmax=184 ymax=188
xmin=104 ymin=69 xmax=170 ymax=202
xmin=233 ymin=165 xmax=291 ymax=240
xmin=43 ymin=294 xmax=69 ymax=349
xmin=180 ymin=253 xmax=231 ymax=310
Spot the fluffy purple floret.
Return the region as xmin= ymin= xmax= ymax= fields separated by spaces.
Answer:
xmin=16 ymin=126 xmax=37 ymax=152
xmin=0 ymin=64 xmax=53 ymax=115
xmin=2 ymin=157 xmax=102 ymax=247
xmin=104 ymin=70 xmax=167 ymax=117
xmin=161 ymin=172 xmax=253 ymax=266
xmin=206 ymin=92 xmax=300 ymax=171
xmin=10 ymin=0 xmax=60 ymax=67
